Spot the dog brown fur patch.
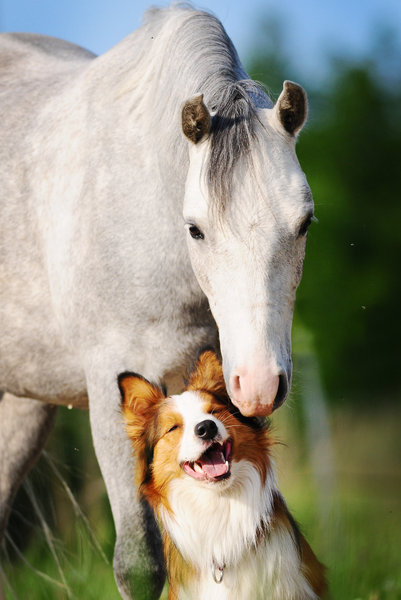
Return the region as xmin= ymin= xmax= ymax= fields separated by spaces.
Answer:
xmin=186 ymin=350 xmax=227 ymax=399
xmin=164 ymin=533 xmax=194 ymax=599
xmin=119 ymin=373 xmax=165 ymax=490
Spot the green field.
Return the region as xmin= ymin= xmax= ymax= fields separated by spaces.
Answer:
xmin=273 ymin=404 xmax=401 ymax=600
xmin=1 ymin=400 xmax=400 ymax=600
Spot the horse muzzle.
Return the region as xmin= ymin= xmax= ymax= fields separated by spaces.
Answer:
xmin=228 ymin=363 xmax=290 ymax=417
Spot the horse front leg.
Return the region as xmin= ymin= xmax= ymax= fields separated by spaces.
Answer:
xmin=87 ymin=372 xmax=165 ymax=600
xmin=0 ymin=393 xmax=57 ymax=541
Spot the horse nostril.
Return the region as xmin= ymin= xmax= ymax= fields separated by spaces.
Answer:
xmin=273 ymin=373 xmax=288 ymax=411
xmin=195 ymin=419 xmax=218 ymax=440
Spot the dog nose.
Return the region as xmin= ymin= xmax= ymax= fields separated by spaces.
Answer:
xmin=195 ymin=419 xmax=218 ymax=440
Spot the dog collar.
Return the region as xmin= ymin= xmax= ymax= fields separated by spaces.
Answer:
xmin=211 ymin=560 xmax=225 ymax=584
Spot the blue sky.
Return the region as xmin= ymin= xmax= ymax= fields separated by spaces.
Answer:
xmin=1 ymin=0 xmax=400 ymax=83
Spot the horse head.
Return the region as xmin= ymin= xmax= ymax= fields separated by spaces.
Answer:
xmin=182 ymin=81 xmax=312 ymax=417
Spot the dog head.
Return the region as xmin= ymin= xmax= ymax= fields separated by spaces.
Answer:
xmin=119 ymin=350 xmax=272 ymax=505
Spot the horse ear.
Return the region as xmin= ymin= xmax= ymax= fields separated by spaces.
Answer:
xmin=187 ymin=350 xmax=227 ymax=399
xmin=118 ymin=373 xmax=164 ymax=441
xmin=182 ymin=94 xmax=211 ymax=144
xmin=274 ymin=80 xmax=308 ymax=136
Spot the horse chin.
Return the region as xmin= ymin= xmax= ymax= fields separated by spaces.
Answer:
xmin=231 ymin=400 xmax=274 ymax=418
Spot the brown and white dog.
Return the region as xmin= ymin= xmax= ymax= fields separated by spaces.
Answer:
xmin=119 ymin=350 xmax=327 ymax=600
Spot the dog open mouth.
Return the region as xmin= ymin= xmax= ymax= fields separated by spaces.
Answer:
xmin=182 ymin=440 xmax=232 ymax=482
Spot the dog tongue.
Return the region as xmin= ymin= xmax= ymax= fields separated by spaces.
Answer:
xmin=200 ymin=447 xmax=227 ymax=478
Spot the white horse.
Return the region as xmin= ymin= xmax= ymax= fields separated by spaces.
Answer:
xmin=0 ymin=5 xmax=313 ymax=599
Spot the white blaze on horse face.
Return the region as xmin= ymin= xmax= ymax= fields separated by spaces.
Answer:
xmin=183 ymin=109 xmax=313 ymax=417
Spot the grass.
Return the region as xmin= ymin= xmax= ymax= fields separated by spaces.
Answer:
xmin=1 ymin=403 xmax=400 ymax=599
xmin=272 ymin=402 xmax=401 ymax=600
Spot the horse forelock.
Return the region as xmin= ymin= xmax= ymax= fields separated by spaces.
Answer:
xmin=207 ymin=80 xmax=269 ymax=213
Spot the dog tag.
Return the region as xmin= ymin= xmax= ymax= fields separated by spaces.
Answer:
xmin=211 ymin=561 xmax=225 ymax=584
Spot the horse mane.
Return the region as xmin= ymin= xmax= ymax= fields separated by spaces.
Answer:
xmin=99 ymin=3 xmax=272 ymax=205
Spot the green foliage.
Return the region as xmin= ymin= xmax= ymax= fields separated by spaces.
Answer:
xmin=298 ymin=67 xmax=401 ymax=404
xmin=248 ymin=21 xmax=401 ymax=405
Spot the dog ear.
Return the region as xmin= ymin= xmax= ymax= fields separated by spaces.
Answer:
xmin=118 ymin=373 xmax=165 ymax=442
xmin=187 ymin=350 xmax=228 ymax=399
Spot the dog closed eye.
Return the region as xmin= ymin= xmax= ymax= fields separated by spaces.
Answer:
xmin=167 ymin=424 xmax=180 ymax=434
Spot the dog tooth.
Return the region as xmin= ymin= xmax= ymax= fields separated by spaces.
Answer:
xmin=194 ymin=462 xmax=203 ymax=474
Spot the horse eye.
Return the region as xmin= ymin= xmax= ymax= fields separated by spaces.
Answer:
xmin=298 ymin=215 xmax=313 ymax=237
xmin=188 ymin=225 xmax=204 ymax=240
